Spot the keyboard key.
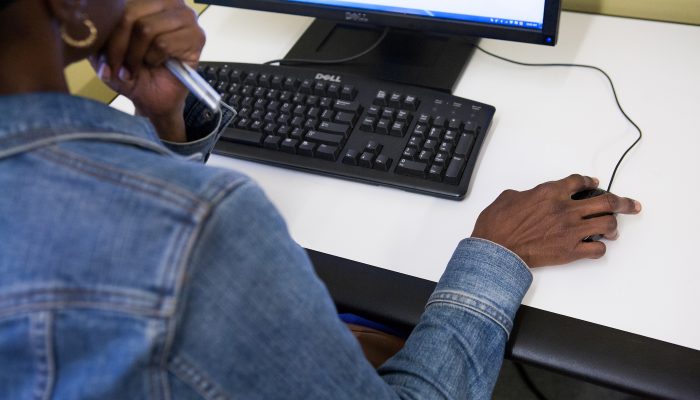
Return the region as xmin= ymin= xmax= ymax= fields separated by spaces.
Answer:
xmin=263 ymin=123 xmax=278 ymax=136
xmin=250 ymin=110 xmax=264 ymax=121
xmin=334 ymin=111 xmax=356 ymax=126
xmin=304 ymin=119 xmax=318 ymax=130
xmin=433 ymin=152 xmax=448 ymax=166
xmin=454 ymin=133 xmax=476 ymax=157
xmin=396 ymin=110 xmax=412 ymax=123
xmin=367 ymin=105 xmax=381 ymax=117
xmin=307 ymin=107 xmax=321 ymax=119
xmin=230 ymin=69 xmax=244 ymax=83
xmin=284 ymin=77 xmax=300 ymax=90
xmin=319 ymin=97 xmax=333 ymax=109
xmin=403 ymin=95 xmax=420 ymax=110
xmin=463 ymin=120 xmax=478 ymax=133
xmin=298 ymin=141 xmax=316 ymax=157
xmin=279 ymin=91 xmax=293 ymax=103
xmin=389 ymin=92 xmax=403 ymax=108
xmin=249 ymin=120 xmax=263 ymax=132
xmin=327 ymin=83 xmax=341 ymax=98
xmin=390 ymin=121 xmax=406 ymax=137
xmin=445 ymin=156 xmax=467 ymax=185
xmin=448 ymin=118 xmax=462 ymax=130
xmin=443 ymin=130 xmax=458 ymax=144
xmin=277 ymin=125 xmax=291 ymax=137
xmin=407 ymin=136 xmax=423 ymax=149
xmin=428 ymin=127 xmax=443 ymax=141
xmin=343 ymin=149 xmax=360 ymax=165
xmin=360 ymin=117 xmax=376 ymax=132
xmin=314 ymin=81 xmax=327 ymax=95
xmin=305 ymin=130 xmax=344 ymax=146
xmin=299 ymin=79 xmax=313 ymax=94
xmin=236 ymin=118 xmax=251 ymax=129
xmin=418 ymin=114 xmax=431 ymax=125
xmin=433 ymin=116 xmax=447 ymax=128
xmin=290 ymin=128 xmax=304 ymax=140
xmin=418 ymin=150 xmax=434 ymax=163
xmin=376 ymin=119 xmax=391 ymax=134
xmin=428 ymin=164 xmax=444 ymax=182
xmin=281 ymin=138 xmax=299 ymax=154
xmin=365 ymin=140 xmax=381 ymax=154
xmin=264 ymin=135 xmax=282 ymax=149
xmin=413 ymin=124 xmax=428 ymax=138
xmin=359 ymin=152 xmax=374 ymax=168
xmin=381 ymin=108 xmax=396 ymax=120
xmin=318 ymin=121 xmax=350 ymax=137
xmin=374 ymin=154 xmax=392 ymax=171
xmin=439 ymin=142 xmax=453 ymax=155
xmin=334 ymin=100 xmax=362 ymax=114
xmin=321 ymin=109 xmax=335 ymax=121
xmin=396 ymin=159 xmax=428 ymax=178
xmin=306 ymin=95 xmax=320 ymax=107
xmin=423 ymin=139 xmax=439 ymax=152
xmin=223 ymin=128 xmax=262 ymax=146
xmin=402 ymin=147 xmax=417 ymax=160
xmin=244 ymin=72 xmax=259 ymax=85
xmin=316 ymin=144 xmax=339 ymax=161
xmin=373 ymin=90 xmax=388 ymax=106
xmin=341 ymin=85 xmax=357 ymax=100
xmin=258 ymin=74 xmax=271 ymax=88
xmin=271 ymin=75 xmax=285 ymax=89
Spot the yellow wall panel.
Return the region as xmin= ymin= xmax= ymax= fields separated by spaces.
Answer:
xmin=66 ymin=1 xmax=207 ymax=102
xmin=563 ymin=0 xmax=700 ymax=25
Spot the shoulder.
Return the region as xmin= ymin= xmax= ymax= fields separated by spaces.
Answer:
xmin=56 ymin=138 xmax=255 ymax=207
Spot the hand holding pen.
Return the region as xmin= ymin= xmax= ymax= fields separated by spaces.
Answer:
xmin=91 ymin=0 xmax=216 ymax=141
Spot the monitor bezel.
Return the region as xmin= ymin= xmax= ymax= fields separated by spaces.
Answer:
xmin=199 ymin=0 xmax=562 ymax=46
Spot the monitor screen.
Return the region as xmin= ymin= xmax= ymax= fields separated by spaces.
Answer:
xmin=287 ymin=0 xmax=546 ymax=30
xmin=202 ymin=0 xmax=561 ymax=46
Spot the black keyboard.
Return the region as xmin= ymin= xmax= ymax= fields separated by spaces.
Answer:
xmin=198 ymin=62 xmax=495 ymax=200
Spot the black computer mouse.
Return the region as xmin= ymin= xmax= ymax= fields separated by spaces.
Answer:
xmin=571 ymin=188 xmax=609 ymax=242
xmin=571 ymin=187 xmax=608 ymax=201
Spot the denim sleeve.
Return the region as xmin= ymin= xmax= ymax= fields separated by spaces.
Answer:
xmin=161 ymin=96 xmax=236 ymax=162
xmin=379 ymin=238 xmax=532 ymax=399
xmin=168 ymin=180 xmax=532 ymax=400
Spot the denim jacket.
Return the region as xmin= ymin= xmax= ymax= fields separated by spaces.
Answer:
xmin=0 ymin=93 xmax=532 ymax=400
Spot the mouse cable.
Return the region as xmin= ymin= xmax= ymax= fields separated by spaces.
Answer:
xmin=264 ymin=27 xmax=391 ymax=66
xmin=473 ymin=45 xmax=643 ymax=192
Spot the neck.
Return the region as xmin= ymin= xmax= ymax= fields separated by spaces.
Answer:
xmin=0 ymin=8 xmax=69 ymax=95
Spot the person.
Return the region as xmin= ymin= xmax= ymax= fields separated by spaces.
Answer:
xmin=0 ymin=0 xmax=641 ymax=399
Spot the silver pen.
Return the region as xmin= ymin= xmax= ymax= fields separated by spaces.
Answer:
xmin=165 ymin=59 xmax=222 ymax=113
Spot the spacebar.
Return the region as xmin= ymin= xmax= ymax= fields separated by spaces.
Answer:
xmin=222 ymin=129 xmax=263 ymax=146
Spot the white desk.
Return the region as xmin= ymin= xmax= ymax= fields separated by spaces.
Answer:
xmin=113 ymin=7 xmax=700 ymax=353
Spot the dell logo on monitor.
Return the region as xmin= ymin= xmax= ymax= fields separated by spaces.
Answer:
xmin=315 ymin=73 xmax=342 ymax=83
xmin=345 ymin=11 xmax=369 ymax=23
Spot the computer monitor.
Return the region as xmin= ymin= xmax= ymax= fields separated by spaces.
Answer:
xmin=198 ymin=0 xmax=562 ymax=92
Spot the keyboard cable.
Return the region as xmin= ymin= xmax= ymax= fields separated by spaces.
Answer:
xmin=264 ymin=27 xmax=391 ymax=66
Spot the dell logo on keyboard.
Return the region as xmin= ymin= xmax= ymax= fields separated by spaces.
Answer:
xmin=345 ymin=12 xmax=369 ymax=23
xmin=315 ymin=73 xmax=342 ymax=83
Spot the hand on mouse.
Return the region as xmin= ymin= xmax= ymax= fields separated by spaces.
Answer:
xmin=91 ymin=0 xmax=206 ymax=142
xmin=471 ymin=174 xmax=642 ymax=268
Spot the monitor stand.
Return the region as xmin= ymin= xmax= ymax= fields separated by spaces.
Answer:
xmin=283 ymin=20 xmax=477 ymax=93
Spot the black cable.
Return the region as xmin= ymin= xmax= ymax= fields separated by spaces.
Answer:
xmin=514 ymin=363 xmax=550 ymax=400
xmin=474 ymin=45 xmax=643 ymax=192
xmin=264 ymin=27 xmax=391 ymax=66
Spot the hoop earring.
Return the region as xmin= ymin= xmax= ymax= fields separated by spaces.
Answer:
xmin=60 ymin=18 xmax=98 ymax=49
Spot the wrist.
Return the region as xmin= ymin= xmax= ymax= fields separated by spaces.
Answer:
xmin=136 ymin=105 xmax=187 ymax=143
